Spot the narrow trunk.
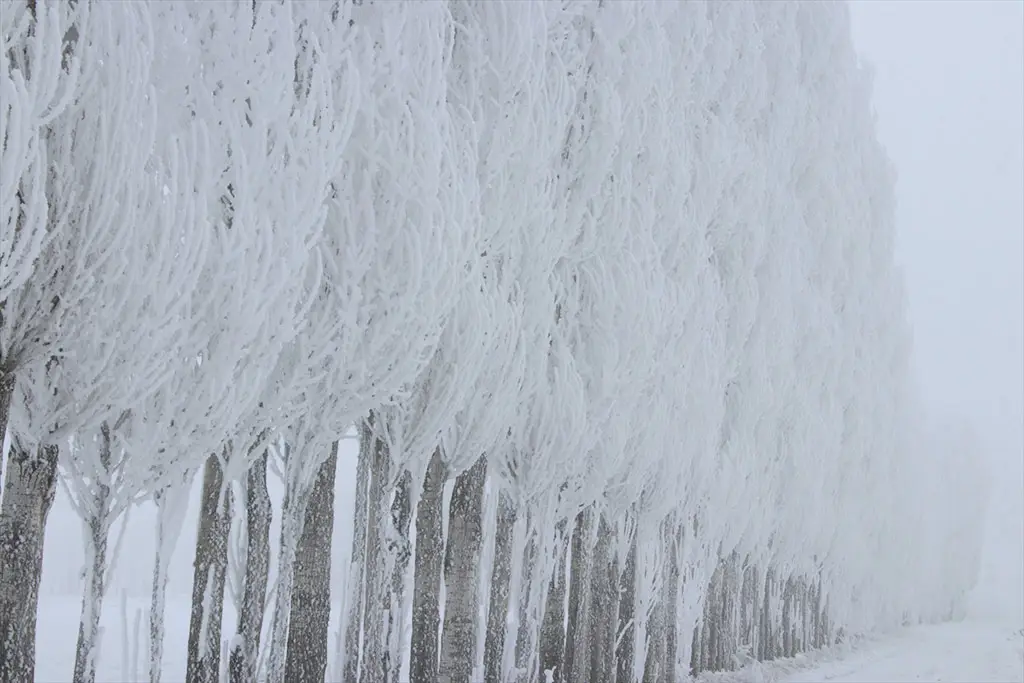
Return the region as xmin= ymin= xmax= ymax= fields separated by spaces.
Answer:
xmin=616 ymin=526 xmax=638 ymax=683
xmin=342 ymin=422 xmax=373 ymax=683
xmin=484 ymin=491 xmax=516 ymax=683
xmin=0 ymin=443 xmax=59 ymax=683
xmin=410 ymin=448 xmax=446 ymax=683
xmin=285 ymin=443 xmax=339 ymax=683
xmin=661 ymin=522 xmax=680 ymax=680
xmin=642 ymin=520 xmax=669 ymax=683
xmin=385 ymin=469 xmax=412 ymax=683
xmin=782 ymin=576 xmax=793 ymax=658
xmin=564 ymin=508 xmax=595 ymax=683
xmin=149 ymin=482 xmax=191 ymax=683
xmin=437 ymin=455 xmax=487 ymax=683
xmin=229 ymin=449 xmax=272 ymax=683
xmin=359 ymin=417 xmax=393 ymax=683
xmin=588 ymin=515 xmax=617 ymax=683
xmin=539 ymin=521 xmax=568 ymax=683
xmin=0 ymin=372 xmax=14 ymax=486
xmin=186 ymin=453 xmax=233 ymax=683
xmin=757 ymin=569 xmax=772 ymax=661
xmin=73 ymin=423 xmax=115 ymax=683
xmin=266 ymin=484 xmax=308 ymax=683
xmin=513 ymin=521 xmax=539 ymax=679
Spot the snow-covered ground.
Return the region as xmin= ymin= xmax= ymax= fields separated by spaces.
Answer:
xmin=783 ymin=621 xmax=1023 ymax=683
xmin=33 ymin=598 xmax=1023 ymax=682
xmin=692 ymin=621 xmax=1023 ymax=683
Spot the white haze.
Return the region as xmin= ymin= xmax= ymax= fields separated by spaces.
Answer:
xmin=849 ymin=0 xmax=1024 ymax=626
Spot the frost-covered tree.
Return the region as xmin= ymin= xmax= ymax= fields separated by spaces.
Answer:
xmin=255 ymin=4 xmax=476 ymax=683
xmin=0 ymin=3 xmax=222 ymax=679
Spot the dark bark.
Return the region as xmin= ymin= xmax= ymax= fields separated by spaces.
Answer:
xmin=662 ymin=522 xmax=680 ymax=679
xmin=484 ymin=491 xmax=516 ymax=683
xmin=0 ymin=442 xmax=58 ymax=683
xmin=438 ymin=455 xmax=487 ymax=683
xmin=230 ymin=449 xmax=272 ymax=683
xmin=385 ymin=469 xmax=412 ymax=683
xmin=285 ymin=443 xmax=339 ymax=683
xmin=564 ymin=508 xmax=595 ymax=683
xmin=642 ymin=520 xmax=670 ymax=683
xmin=342 ymin=422 xmax=373 ymax=683
xmin=539 ymin=520 xmax=568 ymax=683
xmin=359 ymin=416 xmax=392 ymax=683
xmin=186 ymin=453 xmax=233 ymax=683
xmin=513 ymin=519 xmax=539 ymax=678
xmin=410 ymin=448 xmax=447 ymax=683
xmin=615 ymin=524 xmax=638 ymax=683
xmin=588 ymin=515 xmax=617 ymax=683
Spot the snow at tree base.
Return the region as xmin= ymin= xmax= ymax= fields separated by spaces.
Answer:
xmin=0 ymin=2 xmax=1015 ymax=683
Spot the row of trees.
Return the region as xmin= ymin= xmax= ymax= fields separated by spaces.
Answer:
xmin=1 ymin=1 xmax=986 ymax=683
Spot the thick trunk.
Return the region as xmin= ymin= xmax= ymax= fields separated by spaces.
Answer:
xmin=588 ymin=515 xmax=617 ymax=683
xmin=229 ymin=449 xmax=272 ymax=683
xmin=186 ymin=454 xmax=233 ymax=683
xmin=564 ymin=508 xmax=595 ymax=683
xmin=538 ymin=520 xmax=568 ymax=683
xmin=484 ymin=491 xmax=516 ymax=683
xmin=342 ymin=422 xmax=374 ymax=683
xmin=437 ymin=455 xmax=487 ymax=683
xmin=0 ymin=442 xmax=58 ymax=683
xmin=73 ymin=423 xmax=114 ymax=683
xmin=616 ymin=526 xmax=638 ymax=683
xmin=385 ymin=469 xmax=412 ymax=683
xmin=359 ymin=417 xmax=393 ymax=683
xmin=410 ymin=447 xmax=446 ymax=683
xmin=285 ymin=443 xmax=339 ymax=683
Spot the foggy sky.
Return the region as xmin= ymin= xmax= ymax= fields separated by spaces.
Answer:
xmin=848 ymin=0 xmax=1024 ymax=620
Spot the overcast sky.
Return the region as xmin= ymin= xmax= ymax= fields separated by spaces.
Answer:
xmin=848 ymin=0 xmax=1023 ymax=620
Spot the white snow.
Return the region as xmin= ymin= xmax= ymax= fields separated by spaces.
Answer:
xmin=781 ymin=621 xmax=1023 ymax=683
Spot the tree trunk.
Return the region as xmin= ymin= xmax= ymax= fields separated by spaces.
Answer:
xmin=230 ymin=449 xmax=272 ymax=683
xmin=73 ymin=423 xmax=114 ymax=683
xmin=513 ymin=521 xmax=539 ymax=680
xmin=186 ymin=453 xmax=233 ymax=683
xmin=564 ymin=508 xmax=595 ymax=683
xmin=0 ymin=442 xmax=58 ymax=683
xmin=285 ymin=443 xmax=339 ymax=683
xmin=484 ymin=491 xmax=516 ymax=683
xmin=642 ymin=520 xmax=671 ymax=683
xmin=588 ymin=515 xmax=617 ymax=683
xmin=359 ymin=417 xmax=393 ymax=683
xmin=539 ymin=520 xmax=568 ymax=683
xmin=149 ymin=481 xmax=192 ymax=683
xmin=0 ymin=371 xmax=14 ymax=487
xmin=438 ymin=455 xmax=487 ymax=683
xmin=342 ymin=422 xmax=374 ymax=683
xmin=616 ymin=526 xmax=638 ymax=683
xmin=410 ymin=447 xmax=446 ymax=683
xmin=662 ymin=525 xmax=680 ymax=679
xmin=385 ymin=469 xmax=412 ymax=683
xmin=782 ymin=576 xmax=793 ymax=658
